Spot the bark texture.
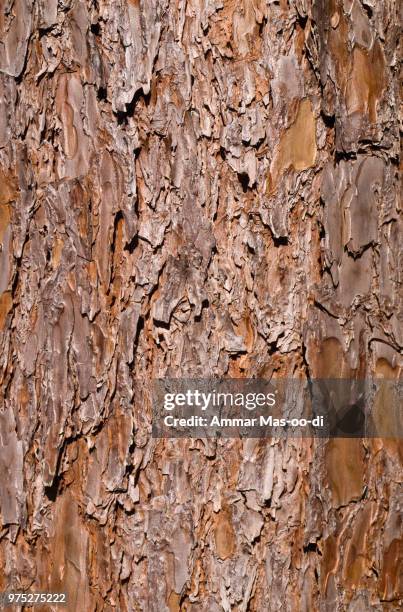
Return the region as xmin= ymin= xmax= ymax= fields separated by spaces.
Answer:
xmin=0 ymin=0 xmax=402 ymax=610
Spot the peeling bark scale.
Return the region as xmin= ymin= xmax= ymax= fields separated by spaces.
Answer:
xmin=0 ymin=0 xmax=402 ymax=610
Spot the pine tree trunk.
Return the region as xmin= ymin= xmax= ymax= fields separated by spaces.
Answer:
xmin=0 ymin=0 xmax=401 ymax=610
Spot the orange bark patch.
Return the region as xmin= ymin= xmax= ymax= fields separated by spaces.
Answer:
xmin=51 ymin=236 xmax=64 ymax=268
xmin=372 ymin=358 xmax=401 ymax=439
xmin=342 ymin=504 xmax=373 ymax=588
xmin=168 ymin=591 xmax=181 ymax=612
xmin=321 ymin=535 xmax=339 ymax=593
xmin=313 ymin=337 xmax=351 ymax=379
xmin=269 ymin=98 xmax=317 ymax=190
xmin=0 ymin=168 xmax=18 ymax=205
xmin=346 ymin=41 xmax=386 ymax=122
xmin=379 ymin=539 xmax=403 ymax=601
xmin=214 ymin=507 xmax=235 ymax=559
xmin=325 ymin=438 xmax=365 ymax=507
xmin=372 ymin=379 xmax=401 ymax=439
xmin=375 ymin=357 xmax=400 ymax=379
xmin=0 ymin=291 xmax=12 ymax=330
xmin=60 ymin=101 xmax=78 ymax=159
xmin=0 ymin=203 xmax=10 ymax=243
xmin=328 ymin=3 xmax=349 ymax=92
xmin=48 ymin=491 xmax=89 ymax=607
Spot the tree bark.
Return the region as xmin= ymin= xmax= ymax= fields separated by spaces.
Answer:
xmin=0 ymin=0 xmax=402 ymax=610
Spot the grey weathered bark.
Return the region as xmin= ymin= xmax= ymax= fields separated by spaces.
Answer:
xmin=0 ymin=0 xmax=402 ymax=610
